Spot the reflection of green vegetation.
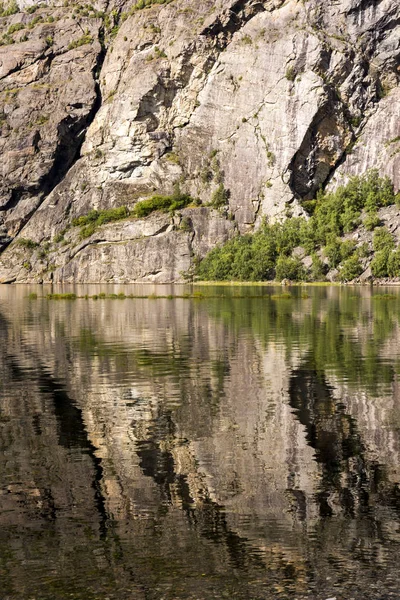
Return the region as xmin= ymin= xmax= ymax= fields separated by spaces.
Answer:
xmin=206 ymin=289 xmax=400 ymax=395
xmin=69 ymin=287 xmax=400 ymax=397
xmin=77 ymin=329 xmax=190 ymax=376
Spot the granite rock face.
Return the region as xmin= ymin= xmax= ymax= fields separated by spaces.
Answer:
xmin=0 ymin=0 xmax=399 ymax=282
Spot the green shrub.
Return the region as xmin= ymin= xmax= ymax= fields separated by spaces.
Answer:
xmin=46 ymin=293 xmax=77 ymax=300
xmin=72 ymin=206 xmax=130 ymax=239
xmin=339 ymin=255 xmax=363 ymax=282
xmin=0 ymin=0 xmax=18 ymax=16
xmin=309 ymin=171 xmax=397 ymax=245
xmin=16 ymin=238 xmax=38 ymax=249
xmin=373 ymin=227 xmax=395 ymax=252
xmin=53 ymin=228 xmax=67 ymax=244
xmin=197 ymin=233 xmax=275 ymax=281
xmin=209 ymin=184 xmax=229 ymax=209
xmin=340 ymin=240 xmax=357 ymax=261
xmin=27 ymin=14 xmax=43 ymax=28
xmin=130 ymin=0 xmax=174 ymax=13
xmin=371 ymin=250 xmax=390 ymax=278
xmin=356 ymin=242 xmax=370 ymax=258
xmin=132 ymin=191 xmax=193 ymax=218
xmin=72 ymin=206 xmax=129 ymax=227
xmin=285 ymin=65 xmax=296 ymax=81
xmin=275 ymin=256 xmax=306 ymax=282
xmin=310 ymin=254 xmax=326 ymax=281
xmin=324 ymin=239 xmax=343 ymax=268
xmin=387 ymin=248 xmax=400 ymax=278
xmin=363 ymin=212 xmax=381 ymax=231
xmin=7 ymin=23 xmax=24 ymax=34
xmin=68 ymin=34 xmax=93 ymax=50
xmin=80 ymin=223 xmax=96 ymax=239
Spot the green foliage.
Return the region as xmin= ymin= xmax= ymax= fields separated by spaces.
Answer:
xmin=27 ymin=14 xmax=43 ymax=28
xmin=371 ymin=244 xmax=400 ymax=279
xmin=285 ymin=65 xmax=296 ymax=81
xmin=46 ymin=293 xmax=77 ymax=300
xmin=309 ymin=170 xmax=397 ymax=244
xmin=196 ymin=171 xmax=398 ymax=282
xmin=7 ymin=23 xmax=24 ymax=34
xmin=363 ymin=211 xmax=381 ymax=231
xmin=339 ymin=255 xmax=363 ymax=282
xmin=53 ymin=228 xmax=67 ymax=244
xmin=356 ymin=242 xmax=370 ymax=259
xmin=310 ymin=254 xmax=326 ymax=281
xmin=373 ymin=227 xmax=395 ymax=252
xmin=196 ymin=220 xmax=305 ymax=282
xmin=72 ymin=206 xmax=129 ymax=239
xmin=130 ymin=0 xmax=174 ymax=12
xmin=371 ymin=250 xmax=390 ymax=278
xmin=324 ymin=239 xmax=342 ymax=268
xmin=387 ymin=248 xmax=400 ymax=278
xmin=209 ymin=184 xmax=229 ymax=209
xmin=68 ymin=33 xmax=93 ymax=50
xmin=0 ymin=0 xmax=18 ymax=16
xmin=275 ymin=256 xmax=306 ymax=282
xmin=132 ymin=191 xmax=193 ymax=218
xmin=16 ymin=238 xmax=39 ymax=250
xmin=321 ymin=238 xmax=355 ymax=270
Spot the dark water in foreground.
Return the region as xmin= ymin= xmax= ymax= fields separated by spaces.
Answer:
xmin=1 ymin=284 xmax=400 ymax=600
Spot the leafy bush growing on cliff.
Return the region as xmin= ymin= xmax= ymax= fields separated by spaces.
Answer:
xmin=370 ymin=227 xmax=396 ymax=278
xmin=16 ymin=238 xmax=39 ymax=249
xmin=363 ymin=211 xmax=382 ymax=231
xmin=339 ymin=255 xmax=363 ymax=282
xmin=130 ymin=0 xmax=174 ymax=12
xmin=0 ymin=0 xmax=19 ymax=16
xmin=72 ymin=206 xmax=130 ymax=239
xmin=68 ymin=33 xmax=94 ymax=50
xmin=209 ymin=184 xmax=229 ymax=209
xmin=132 ymin=191 xmax=194 ymax=218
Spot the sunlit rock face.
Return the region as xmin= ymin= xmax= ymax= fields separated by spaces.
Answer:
xmin=0 ymin=0 xmax=398 ymax=282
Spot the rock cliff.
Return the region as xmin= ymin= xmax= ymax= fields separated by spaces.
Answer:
xmin=0 ymin=0 xmax=399 ymax=282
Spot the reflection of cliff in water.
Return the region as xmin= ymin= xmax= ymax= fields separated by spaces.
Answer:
xmin=1 ymin=286 xmax=400 ymax=598
xmin=288 ymin=361 xmax=400 ymax=581
xmin=0 ymin=315 xmax=133 ymax=599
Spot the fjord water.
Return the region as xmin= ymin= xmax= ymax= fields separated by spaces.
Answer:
xmin=1 ymin=285 xmax=400 ymax=600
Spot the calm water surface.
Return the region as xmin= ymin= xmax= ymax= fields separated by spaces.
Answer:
xmin=1 ymin=284 xmax=400 ymax=600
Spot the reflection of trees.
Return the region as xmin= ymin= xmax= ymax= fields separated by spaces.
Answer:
xmin=207 ymin=290 xmax=400 ymax=394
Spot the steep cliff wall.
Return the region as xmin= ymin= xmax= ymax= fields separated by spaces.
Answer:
xmin=0 ymin=0 xmax=399 ymax=282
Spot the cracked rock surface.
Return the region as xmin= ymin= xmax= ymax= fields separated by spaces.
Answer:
xmin=0 ymin=0 xmax=399 ymax=283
